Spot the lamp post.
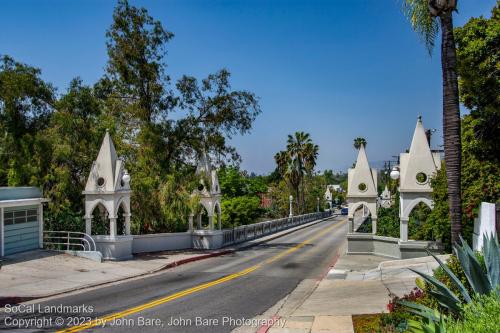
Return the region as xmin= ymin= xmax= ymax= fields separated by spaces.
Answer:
xmin=390 ymin=166 xmax=400 ymax=181
xmin=289 ymin=195 xmax=293 ymax=218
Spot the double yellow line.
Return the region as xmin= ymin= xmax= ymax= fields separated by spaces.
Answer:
xmin=59 ymin=219 xmax=342 ymax=332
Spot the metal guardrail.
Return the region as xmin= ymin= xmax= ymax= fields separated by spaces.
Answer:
xmin=222 ymin=210 xmax=333 ymax=246
xmin=43 ymin=231 xmax=96 ymax=252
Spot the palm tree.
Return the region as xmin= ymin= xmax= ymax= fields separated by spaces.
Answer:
xmin=402 ymin=0 xmax=462 ymax=244
xmin=275 ymin=132 xmax=319 ymax=214
xmin=353 ymin=137 xmax=367 ymax=150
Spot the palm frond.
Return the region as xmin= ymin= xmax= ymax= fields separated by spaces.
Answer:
xmin=402 ymin=0 xmax=439 ymax=54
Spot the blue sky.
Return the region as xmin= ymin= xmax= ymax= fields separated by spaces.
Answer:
xmin=0 ymin=0 xmax=496 ymax=174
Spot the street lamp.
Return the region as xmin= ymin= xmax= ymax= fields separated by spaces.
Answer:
xmin=122 ymin=170 xmax=131 ymax=184
xmin=390 ymin=166 xmax=400 ymax=180
xmin=289 ymin=195 xmax=293 ymax=218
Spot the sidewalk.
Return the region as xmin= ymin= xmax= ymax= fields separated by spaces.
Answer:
xmin=251 ymin=251 xmax=449 ymax=333
xmin=0 ymin=216 xmax=333 ymax=303
xmin=0 ymin=249 xmax=224 ymax=300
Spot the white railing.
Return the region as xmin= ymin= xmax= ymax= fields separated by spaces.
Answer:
xmin=222 ymin=210 xmax=333 ymax=246
xmin=43 ymin=231 xmax=96 ymax=252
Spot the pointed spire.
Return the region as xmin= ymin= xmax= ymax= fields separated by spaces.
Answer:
xmin=196 ymin=151 xmax=212 ymax=176
xmin=399 ymin=117 xmax=441 ymax=191
xmin=194 ymin=151 xmax=221 ymax=195
xmin=347 ymin=144 xmax=377 ymax=197
xmin=354 ymin=144 xmax=370 ymax=172
xmin=85 ymin=131 xmax=119 ymax=192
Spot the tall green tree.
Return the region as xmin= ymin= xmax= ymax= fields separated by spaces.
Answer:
xmin=0 ymin=55 xmax=54 ymax=186
xmin=454 ymin=4 xmax=499 ymax=162
xmin=105 ymin=0 xmax=174 ymax=123
xmin=175 ymin=69 xmax=261 ymax=164
xmin=403 ymin=0 xmax=463 ymax=244
xmin=274 ymin=132 xmax=319 ymax=214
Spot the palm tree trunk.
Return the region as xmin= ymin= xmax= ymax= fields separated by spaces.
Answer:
xmin=440 ymin=12 xmax=462 ymax=245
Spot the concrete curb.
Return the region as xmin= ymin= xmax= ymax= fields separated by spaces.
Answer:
xmin=0 ymin=215 xmax=338 ymax=306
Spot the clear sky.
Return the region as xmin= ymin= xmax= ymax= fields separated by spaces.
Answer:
xmin=0 ymin=0 xmax=496 ymax=174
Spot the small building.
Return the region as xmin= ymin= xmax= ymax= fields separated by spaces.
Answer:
xmin=0 ymin=187 xmax=47 ymax=256
xmin=327 ymin=184 xmax=343 ymax=193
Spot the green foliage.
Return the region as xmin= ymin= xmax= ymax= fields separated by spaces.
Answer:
xmin=376 ymin=193 xmax=434 ymax=241
xmin=433 ymin=254 xmax=477 ymax=305
xmin=408 ymin=203 xmax=433 ymax=241
xmin=105 ymin=0 xmax=174 ymax=122
xmin=268 ymin=180 xmax=293 ymax=218
xmin=323 ymin=169 xmax=347 ymax=186
xmin=274 ymin=131 xmax=319 ymax=214
xmin=446 ymin=291 xmax=500 ymax=333
xmin=377 ymin=194 xmax=400 ymax=238
xmin=398 ymin=236 xmax=500 ymax=329
xmin=401 ymin=0 xmax=441 ymax=53
xmin=217 ymin=166 xmax=267 ymax=226
xmin=218 ymin=166 xmax=266 ymax=199
xmin=426 ymin=115 xmax=500 ymax=250
xmin=0 ymin=55 xmax=54 ymax=186
xmin=455 ymin=5 xmax=500 ymax=161
xmin=221 ymin=196 xmax=262 ymax=228
xmin=353 ymin=137 xmax=366 ymax=150
xmin=0 ymin=1 xmax=261 ymax=234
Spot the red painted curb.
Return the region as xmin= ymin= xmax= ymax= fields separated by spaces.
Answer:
xmin=318 ymin=250 xmax=341 ymax=281
xmin=257 ymin=315 xmax=281 ymax=333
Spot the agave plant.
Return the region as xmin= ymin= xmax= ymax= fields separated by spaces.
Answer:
xmin=398 ymin=233 xmax=499 ymax=332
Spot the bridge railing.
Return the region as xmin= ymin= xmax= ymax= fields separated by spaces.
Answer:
xmin=222 ymin=210 xmax=333 ymax=246
xmin=43 ymin=231 xmax=96 ymax=252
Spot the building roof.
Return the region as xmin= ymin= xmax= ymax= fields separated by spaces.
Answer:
xmin=0 ymin=187 xmax=43 ymax=201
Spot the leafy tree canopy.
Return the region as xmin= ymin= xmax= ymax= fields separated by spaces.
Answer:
xmin=455 ymin=4 xmax=500 ymax=161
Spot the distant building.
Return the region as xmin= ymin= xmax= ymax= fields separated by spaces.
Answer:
xmin=327 ymin=184 xmax=343 ymax=193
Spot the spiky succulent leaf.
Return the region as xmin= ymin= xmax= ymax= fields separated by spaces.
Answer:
xmin=482 ymin=233 xmax=500 ymax=289
xmin=398 ymin=300 xmax=442 ymax=322
xmin=455 ymin=236 xmax=492 ymax=295
xmin=427 ymin=290 xmax=462 ymax=314
xmin=409 ymin=268 xmax=462 ymax=309
xmin=426 ymin=250 xmax=472 ymax=303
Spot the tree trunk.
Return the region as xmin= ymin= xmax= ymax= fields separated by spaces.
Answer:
xmin=440 ymin=12 xmax=462 ymax=245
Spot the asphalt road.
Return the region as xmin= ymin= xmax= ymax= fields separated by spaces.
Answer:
xmin=0 ymin=215 xmax=347 ymax=333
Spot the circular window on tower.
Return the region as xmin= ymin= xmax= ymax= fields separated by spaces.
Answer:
xmin=358 ymin=183 xmax=367 ymax=192
xmin=416 ymin=172 xmax=428 ymax=184
xmin=97 ymin=177 xmax=105 ymax=187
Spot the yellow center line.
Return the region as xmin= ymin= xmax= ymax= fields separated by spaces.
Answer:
xmin=58 ymin=218 xmax=344 ymax=332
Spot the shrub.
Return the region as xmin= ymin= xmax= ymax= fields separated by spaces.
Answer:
xmin=446 ymin=291 xmax=500 ymax=333
xmin=397 ymin=235 xmax=499 ymax=331
xmin=376 ymin=205 xmax=399 ymax=238
xmin=221 ymin=196 xmax=263 ymax=228
xmin=381 ymin=288 xmax=434 ymax=332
